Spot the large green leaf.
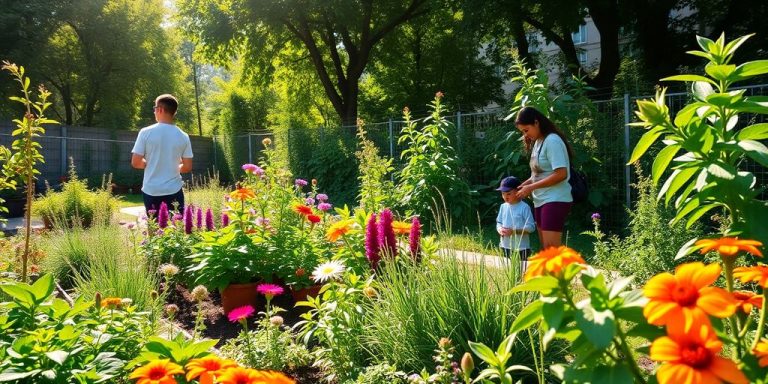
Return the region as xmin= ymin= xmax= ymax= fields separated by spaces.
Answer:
xmin=629 ymin=127 xmax=665 ymax=164
xmin=575 ymin=303 xmax=615 ymax=350
xmin=468 ymin=341 xmax=499 ymax=366
xmin=508 ymin=276 xmax=558 ymax=294
xmin=737 ymin=123 xmax=768 ymax=140
xmin=658 ymin=167 xmax=698 ymax=205
xmin=705 ymin=63 xmax=736 ymax=81
xmin=0 ymin=284 xmax=34 ymax=307
xmin=509 ymin=300 xmax=543 ymax=333
xmin=732 ymin=60 xmax=768 ymax=81
xmin=542 ymin=298 xmax=565 ymax=330
xmin=661 ymin=74 xmax=715 ymax=85
xmin=29 ymin=274 xmax=54 ymax=302
xmin=652 ymin=145 xmax=680 ymax=184
xmin=738 ymin=140 xmax=768 ymax=168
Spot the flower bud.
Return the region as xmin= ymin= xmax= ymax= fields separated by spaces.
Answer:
xmin=363 ymin=286 xmax=378 ymax=298
xmin=165 ymin=304 xmax=179 ymax=316
xmin=150 ymin=290 xmax=159 ymax=301
xmin=270 ymin=315 xmax=284 ymax=327
xmin=461 ymin=352 xmax=474 ymax=375
xmin=262 ymin=137 xmax=272 ymax=147
xmin=191 ymin=285 xmax=209 ymax=302
xmin=94 ymin=292 xmax=102 ymax=308
xmin=438 ymin=337 xmax=451 ymax=349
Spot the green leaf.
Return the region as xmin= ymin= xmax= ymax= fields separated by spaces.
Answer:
xmin=704 ymin=63 xmax=736 ymax=81
xmin=696 ymin=35 xmax=716 ymax=52
xmin=687 ymin=203 xmax=719 ymax=229
xmin=723 ymin=34 xmax=753 ymax=57
xmin=468 ymin=341 xmax=499 ymax=366
xmin=628 ymin=127 xmax=664 ymax=164
xmin=30 ymin=274 xmax=54 ymax=302
xmin=509 ymin=300 xmax=543 ymax=333
xmin=652 ymin=145 xmax=680 ymax=185
xmin=675 ymin=237 xmax=702 ymax=260
xmin=732 ymin=60 xmax=768 ymax=80
xmin=575 ymin=304 xmax=615 ymax=350
xmin=45 ymin=350 xmax=69 ymax=365
xmin=592 ymin=364 xmax=634 ymax=384
xmin=706 ymin=162 xmax=737 ymax=180
xmin=661 ymin=74 xmax=715 ymax=85
xmin=737 ymin=123 xmax=768 ymax=140
xmin=659 ymin=167 xmax=698 ymax=205
xmin=0 ymin=284 xmax=34 ymax=306
xmin=738 ymin=140 xmax=768 ymax=168
xmin=508 ymin=276 xmax=558 ymax=294
xmin=0 ymin=370 xmax=42 ymax=382
xmin=542 ymin=298 xmax=565 ymax=330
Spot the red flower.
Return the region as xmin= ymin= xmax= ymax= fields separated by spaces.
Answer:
xmin=307 ymin=214 xmax=321 ymax=224
xmin=293 ymin=204 xmax=312 ymax=216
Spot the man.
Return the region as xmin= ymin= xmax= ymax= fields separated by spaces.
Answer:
xmin=131 ymin=94 xmax=193 ymax=214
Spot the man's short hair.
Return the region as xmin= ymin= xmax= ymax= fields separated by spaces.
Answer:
xmin=155 ymin=94 xmax=178 ymax=115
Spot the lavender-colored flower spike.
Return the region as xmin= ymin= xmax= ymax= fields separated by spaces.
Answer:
xmin=184 ymin=205 xmax=193 ymax=234
xmin=157 ymin=202 xmax=169 ymax=229
xmin=409 ymin=216 xmax=422 ymax=262
xmin=221 ymin=212 xmax=230 ymax=227
xmin=205 ymin=208 xmax=214 ymax=231
xmin=196 ymin=207 xmax=203 ymax=229
xmin=365 ymin=213 xmax=380 ymax=270
xmin=378 ymin=209 xmax=397 ymax=258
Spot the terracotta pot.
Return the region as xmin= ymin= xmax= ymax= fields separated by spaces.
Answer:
xmin=220 ymin=282 xmax=260 ymax=314
xmin=290 ymin=284 xmax=323 ymax=302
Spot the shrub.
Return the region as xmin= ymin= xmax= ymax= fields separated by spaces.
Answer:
xmin=355 ymin=124 xmax=397 ymax=212
xmin=32 ymin=165 xmax=116 ymax=228
xmin=219 ymin=316 xmax=311 ymax=371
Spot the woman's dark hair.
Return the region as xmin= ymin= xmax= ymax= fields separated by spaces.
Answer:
xmin=515 ymin=106 xmax=574 ymax=159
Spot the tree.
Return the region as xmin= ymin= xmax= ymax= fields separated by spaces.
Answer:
xmin=177 ymin=0 xmax=428 ymax=125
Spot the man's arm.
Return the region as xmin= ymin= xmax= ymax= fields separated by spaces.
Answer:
xmin=131 ymin=154 xmax=146 ymax=170
xmin=179 ymin=157 xmax=192 ymax=173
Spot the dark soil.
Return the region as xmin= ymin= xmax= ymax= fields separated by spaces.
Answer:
xmin=165 ymin=284 xmax=326 ymax=383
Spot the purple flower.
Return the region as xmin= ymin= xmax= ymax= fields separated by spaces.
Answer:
xmin=205 ymin=208 xmax=214 ymax=231
xmin=157 ymin=202 xmax=169 ymax=229
xmin=242 ymin=163 xmax=263 ymax=174
xmin=316 ymin=193 xmax=329 ymax=202
xmin=255 ymin=217 xmax=270 ymax=227
xmin=172 ymin=213 xmax=183 ymax=222
xmin=305 ymin=197 xmax=316 ymax=205
xmin=147 ymin=209 xmax=157 ymax=218
xmin=591 ymin=212 xmax=601 ymax=221
xmin=318 ymin=202 xmax=332 ymax=212
xmin=196 ymin=208 xmax=203 ymax=229
xmin=221 ymin=213 xmax=230 ymax=227
xmin=155 ymin=229 xmax=165 ymax=236
xmin=378 ymin=209 xmax=397 ymax=258
xmin=295 ymin=178 xmax=308 ymax=187
xmin=365 ymin=213 xmax=380 ymax=270
xmin=254 ymin=167 xmax=265 ymax=177
xmin=409 ymin=216 xmax=422 ymax=262
xmin=183 ymin=205 xmax=193 ymax=234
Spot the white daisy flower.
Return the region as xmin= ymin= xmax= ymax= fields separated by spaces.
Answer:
xmin=312 ymin=260 xmax=346 ymax=283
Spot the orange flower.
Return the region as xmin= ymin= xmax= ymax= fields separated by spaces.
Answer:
xmin=754 ymin=339 xmax=768 ymax=367
xmin=251 ymin=370 xmax=295 ymax=384
xmin=129 ymin=359 xmax=184 ymax=384
xmin=523 ymin=246 xmax=585 ymax=282
xmin=650 ymin=324 xmax=748 ymax=384
xmin=218 ymin=367 xmax=295 ymax=384
xmin=696 ymin=237 xmax=763 ymax=257
xmin=185 ymin=356 xmax=237 ymax=384
xmin=732 ymin=290 xmax=763 ymax=314
xmin=391 ymin=221 xmax=411 ymax=235
xmin=230 ymin=187 xmax=255 ymax=201
xmin=643 ymin=262 xmax=737 ymax=332
xmin=733 ymin=264 xmax=768 ymax=288
xmin=326 ymin=219 xmax=355 ymax=242
xmin=101 ymin=297 xmax=123 ymax=309
xmin=293 ymin=204 xmax=313 ymax=216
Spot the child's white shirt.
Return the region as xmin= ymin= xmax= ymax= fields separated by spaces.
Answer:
xmin=496 ymin=201 xmax=535 ymax=250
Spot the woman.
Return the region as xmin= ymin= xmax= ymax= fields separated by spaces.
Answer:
xmin=514 ymin=107 xmax=574 ymax=249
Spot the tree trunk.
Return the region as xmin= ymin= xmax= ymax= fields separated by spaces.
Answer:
xmin=584 ymin=0 xmax=621 ymax=94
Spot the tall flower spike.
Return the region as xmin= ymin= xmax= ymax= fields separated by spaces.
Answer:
xmin=378 ymin=209 xmax=397 ymax=258
xmin=196 ymin=207 xmax=203 ymax=229
xmin=409 ymin=216 xmax=421 ymax=262
xmin=365 ymin=213 xmax=380 ymax=270
xmin=157 ymin=202 xmax=169 ymax=229
xmin=205 ymin=208 xmax=214 ymax=231
xmin=184 ymin=205 xmax=193 ymax=234
xmin=221 ymin=212 xmax=230 ymax=227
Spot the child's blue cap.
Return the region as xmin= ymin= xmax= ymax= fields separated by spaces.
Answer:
xmin=496 ymin=176 xmax=521 ymax=192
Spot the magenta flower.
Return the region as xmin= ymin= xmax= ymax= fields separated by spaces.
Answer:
xmin=591 ymin=212 xmax=601 ymax=221
xmin=257 ymin=283 xmax=284 ymax=298
xmin=157 ymin=202 xmax=169 ymax=229
xmin=318 ymin=202 xmax=332 ymax=212
xmin=221 ymin=212 xmax=230 ymax=227
xmin=205 ymin=208 xmax=214 ymax=231
xmin=295 ymin=178 xmax=308 ymax=187
xmin=147 ymin=209 xmax=157 ymax=217
xmin=196 ymin=207 xmax=203 ymax=229
xmin=378 ymin=209 xmax=397 ymax=258
xmin=242 ymin=163 xmax=259 ymax=173
xmin=227 ymin=305 xmax=255 ymax=323
xmin=409 ymin=216 xmax=422 ymax=262
xmin=183 ymin=205 xmax=193 ymax=234
xmin=365 ymin=213 xmax=380 ymax=270
xmin=172 ymin=213 xmax=183 ymax=222
xmin=316 ymin=193 xmax=329 ymax=202
xmin=305 ymin=197 xmax=316 ymax=205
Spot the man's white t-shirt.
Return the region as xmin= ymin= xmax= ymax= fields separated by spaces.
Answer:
xmin=131 ymin=123 xmax=193 ymax=196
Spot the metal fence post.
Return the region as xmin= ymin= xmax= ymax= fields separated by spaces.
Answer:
xmin=61 ymin=126 xmax=68 ymax=176
xmin=623 ymin=93 xmax=631 ymax=209
xmin=388 ymin=118 xmax=394 ymax=159
xmin=456 ymin=111 xmax=463 ymax=155
xmin=248 ymin=133 xmax=253 ymax=164
xmin=212 ymin=135 xmax=217 ymax=170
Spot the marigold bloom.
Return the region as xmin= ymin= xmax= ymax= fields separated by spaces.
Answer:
xmin=733 ymin=264 xmax=768 ymax=288
xmin=754 ymin=339 xmax=768 ymax=367
xmin=186 ymin=356 xmax=237 ymax=384
xmin=227 ymin=305 xmax=255 ymax=323
xmin=643 ymin=262 xmax=737 ymax=332
xmin=391 ymin=221 xmax=411 ymax=235
xmin=292 ymin=203 xmax=313 ymax=216
xmin=523 ymin=246 xmax=585 ymax=282
xmin=217 ymin=367 xmax=261 ymax=384
xmin=326 ymin=219 xmax=355 ymax=242
xmin=650 ymin=324 xmax=748 ymax=384
xmin=230 ymin=187 xmax=255 ymax=201
xmin=101 ymin=297 xmax=123 ymax=309
xmin=307 ymin=214 xmax=321 ymax=224
xmin=129 ymin=359 xmax=184 ymax=384
xmin=696 ymin=237 xmax=763 ymax=257
xmin=732 ymin=290 xmax=763 ymax=314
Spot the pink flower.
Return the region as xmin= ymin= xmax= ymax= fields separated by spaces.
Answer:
xmin=305 ymin=197 xmax=316 ymax=205
xmin=184 ymin=205 xmax=193 ymax=234
xmin=205 ymin=208 xmax=214 ymax=231
xmin=317 ymin=193 xmax=329 ymax=202
xmin=257 ymin=283 xmax=284 ymax=299
xmin=242 ymin=163 xmax=264 ymax=175
xmin=221 ymin=213 xmax=230 ymax=227
xmin=196 ymin=207 xmax=203 ymax=229
xmin=295 ymin=179 xmax=308 ymax=187
xmin=378 ymin=209 xmax=397 ymax=258
xmin=157 ymin=202 xmax=169 ymax=228
xmin=227 ymin=305 xmax=254 ymax=323
xmin=318 ymin=203 xmax=332 ymax=211
xmin=366 ymin=213 xmax=380 ymax=270
xmin=410 ymin=216 xmax=422 ymax=262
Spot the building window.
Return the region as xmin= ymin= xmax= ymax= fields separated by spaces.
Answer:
xmin=572 ymin=24 xmax=587 ymax=44
xmin=578 ymin=51 xmax=587 ymax=66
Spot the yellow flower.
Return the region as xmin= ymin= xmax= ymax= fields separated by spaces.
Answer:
xmin=128 ymin=359 xmax=184 ymax=384
xmin=230 ymin=187 xmax=255 ymax=201
xmin=101 ymin=297 xmax=123 ymax=309
xmin=695 ymin=237 xmax=763 ymax=257
xmin=326 ymin=219 xmax=355 ymax=242
xmin=733 ymin=264 xmax=768 ymax=288
xmin=391 ymin=221 xmax=411 ymax=235
xmin=754 ymin=339 xmax=768 ymax=367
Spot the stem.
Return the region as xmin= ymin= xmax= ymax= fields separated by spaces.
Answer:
xmin=722 ymin=257 xmax=742 ymax=356
xmin=526 ymin=328 xmax=542 ymax=384
xmin=751 ymin=287 xmax=768 ymax=350
xmin=616 ymin=327 xmax=648 ymax=384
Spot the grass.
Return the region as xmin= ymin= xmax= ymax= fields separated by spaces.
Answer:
xmin=114 ymin=193 xmax=144 ymax=208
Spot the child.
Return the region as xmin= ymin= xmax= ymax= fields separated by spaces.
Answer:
xmin=496 ymin=176 xmax=535 ymax=264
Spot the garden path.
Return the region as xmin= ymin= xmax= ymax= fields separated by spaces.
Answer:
xmin=1 ymin=216 xmax=44 ymax=236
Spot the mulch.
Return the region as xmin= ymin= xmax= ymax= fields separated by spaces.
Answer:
xmin=165 ymin=284 xmax=326 ymax=383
